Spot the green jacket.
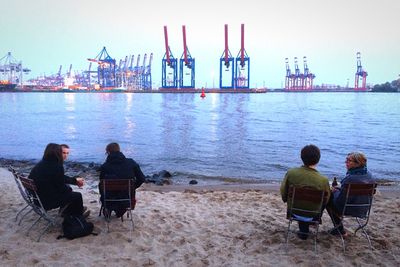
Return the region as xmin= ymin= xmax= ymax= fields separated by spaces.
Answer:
xmin=280 ymin=166 xmax=331 ymax=217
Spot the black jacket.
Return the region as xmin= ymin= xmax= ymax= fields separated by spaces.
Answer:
xmin=99 ymin=151 xmax=145 ymax=188
xmin=99 ymin=152 xmax=145 ymax=209
xmin=29 ymin=159 xmax=77 ymax=210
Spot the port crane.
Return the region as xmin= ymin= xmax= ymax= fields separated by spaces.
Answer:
xmin=143 ymin=53 xmax=153 ymax=89
xmin=179 ymin=25 xmax=195 ymax=88
xmin=303 ymin=56 xmax=315 ymax=90
xmin=219 ymin=24 xmax=234 ymax=89
xmin=0 ymin=52 xmax=31 ymax=85
xmin=354 ymin=52 xmax=367 ymax=91
xmin=162 ymin=26 xmax=178 ymax=88
xmin=87 ymin=46 xmax=116 ymax=88
xmin=235 ymin=24 xmax=250 ymax=89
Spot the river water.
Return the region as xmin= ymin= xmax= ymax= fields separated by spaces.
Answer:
xmin=0 ymin=92 xmax=399 ymax=184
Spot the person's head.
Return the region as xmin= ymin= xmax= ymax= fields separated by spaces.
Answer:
xmin=105 ymin=142 xmax=120 ymax=155
xmin=345 ymin=152 xmax=367 ymax=170
xmin=42 ymin=143 xmax=63 ymax=163
xmin=60 ymin=144 xmax=70 ymax=161
xmin=300 ymin=144 xmax=321 ymax=167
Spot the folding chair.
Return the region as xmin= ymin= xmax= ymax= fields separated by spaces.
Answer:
xmin=99 ymin=179 xmax=135 ymax=235
xmin=18 ymin=176 xmax=60 ymax=241
xmin=331 ymin=183 xmax=377 ymax=252
xmin=285 ymin=186 xmax=327 ymax=253
xmin=8 ymin=166 xmax=35 ymax=225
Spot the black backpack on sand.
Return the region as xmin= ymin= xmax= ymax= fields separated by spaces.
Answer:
xmin=57 ymin=215 xmax=97 ymax=240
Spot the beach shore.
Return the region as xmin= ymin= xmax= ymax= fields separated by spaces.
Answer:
xmin=1 ymin=167 xmax=399 ymax=266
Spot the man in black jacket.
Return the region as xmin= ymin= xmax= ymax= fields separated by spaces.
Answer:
xmin=99 ymin=142 xmax=146 ymax=217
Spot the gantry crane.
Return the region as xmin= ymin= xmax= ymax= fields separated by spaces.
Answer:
xmin=0 ymin=52 xmax=31 ymax=86
xmin=87 ymin=46 xmax=116 ymax=88
xmin=179 ymin=25 xmax=195 ymax=88
xmin=235 ymin=24 xmax=250 ymax=89
xmin=354 ymin=52 xmax=368 ymax=91
xmin=162 ymin=26 xmax=178 ymax=88
xmin=303 ymin=56 xmax=315 ymax=90
xmin=219 ymin=24 xmax=234 ymax=89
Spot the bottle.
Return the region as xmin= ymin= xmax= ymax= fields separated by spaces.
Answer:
xmin=332 ymin=177 xmax=338 ymax=187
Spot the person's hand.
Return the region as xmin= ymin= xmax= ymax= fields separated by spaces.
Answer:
xmin=331 ymin=186 xmax=339 ymax=193
xmin=76 ymin=177 xmax=85 ymax=188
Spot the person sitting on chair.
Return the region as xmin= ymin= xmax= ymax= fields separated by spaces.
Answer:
xmin=326 ymin=152 xmax=375 ymax=236
xmin=99 ymin=142 xmax=146 ymax=218
xmin=29 ymin=143 xmax=88 ymax=217
xmin=280 ymin=144 xmax=331 ymax=240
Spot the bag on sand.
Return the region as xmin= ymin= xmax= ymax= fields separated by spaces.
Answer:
xmin=57 ymin=215 xmax=97 ymax=240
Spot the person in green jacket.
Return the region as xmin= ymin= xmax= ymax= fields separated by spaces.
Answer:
xmin=280 ymin=144 xmax=331 ymax=240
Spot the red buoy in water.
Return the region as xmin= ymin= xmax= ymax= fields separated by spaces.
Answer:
xmin=200 ymin=87 xmax=206 ymax=98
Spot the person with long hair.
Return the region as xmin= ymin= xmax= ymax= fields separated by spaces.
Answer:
xmin=29 ymin=143 xmax=88 ymax=216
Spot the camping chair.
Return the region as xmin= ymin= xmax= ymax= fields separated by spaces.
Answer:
xmin=331 ymin=183 xmax=377 ymax=252
xmin=8 ymin=166 xmax=35 ymax=225
xmin=18 ymin=176 xmax=60 ymax=241
xmin=99 ymin=179 xmax=135 ymax=235
xmin=285 ymin=186 xmax=327 ymax=253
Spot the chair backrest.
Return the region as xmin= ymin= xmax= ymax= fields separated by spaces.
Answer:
xmin=287 ymin=186 xmax=327 ymax=220
xmin=100 ymin=179 xmax=135 ymax=207
xmin=9 ymin=166 xmax=34 ymax=205
xmin=342 ymin=183 xmax=377 ymax=218
xmin=18 ymin=176 xmax=47 ymax=214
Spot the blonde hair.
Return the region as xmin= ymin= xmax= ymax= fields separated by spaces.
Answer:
xmin=347 ymin=152 xmax=367 ymax=167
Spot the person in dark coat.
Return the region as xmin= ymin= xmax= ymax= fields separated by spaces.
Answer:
xmin=28 ymin=143 xmax=87 ymax=216
xmin=99 ymin=142 xmax=145 ymax=217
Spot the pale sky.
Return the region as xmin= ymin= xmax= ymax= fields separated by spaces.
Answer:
xmin=1 ymin=0 xmax=399 ymax=88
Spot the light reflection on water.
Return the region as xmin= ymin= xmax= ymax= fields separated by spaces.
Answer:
xmin=0 ymin=92 xmax=399 ymax=182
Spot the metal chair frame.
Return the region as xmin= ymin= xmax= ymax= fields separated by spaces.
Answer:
xmin=99 ymin=179 xmax=135 ymax=236
xmin=286 ymin=186 xmax=327 ymax=253
xmin=18 ymin=176 xmax=59 ymax=242
xmin=332 ymin=183 xmax=377 ymax=252
xmin=8 ymin=166 xmax=35 ymax=225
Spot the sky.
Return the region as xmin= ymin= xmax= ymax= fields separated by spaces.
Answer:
xmin=1 ymin=0 xmax=399 ymax=89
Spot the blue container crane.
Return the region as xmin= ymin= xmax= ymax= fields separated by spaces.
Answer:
xmin=235 ymin=24 xmax=250 ymax=89
xmin=219 ymin=24 xmax=234 ymax=89
xmin=179 ymin=25 xmax=195 ymax=89
xmin=162 ymin=26 xmax=178 ymax=88
xmin=87 ymin=47 xmax=116 ymax=88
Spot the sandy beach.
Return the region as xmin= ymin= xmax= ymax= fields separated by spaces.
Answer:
xmin=1 ymin=167 xmax=399 ymax=266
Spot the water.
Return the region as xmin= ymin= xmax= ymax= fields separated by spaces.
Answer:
xmin=0 ymin=92 xmax=399 ymax=183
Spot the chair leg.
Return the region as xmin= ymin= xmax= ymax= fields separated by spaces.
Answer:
xmin=355 ymin=217 xmax=372 ymax=250
xmin=15 ymin=204 xmax=30 ymax=222
xmin=286 ymin=220 xmax=292 ymax=249
xmin=18 ymin=208 xmax=34 ymax=226
xmin=27 ymin=216 xmax=42 ymax=236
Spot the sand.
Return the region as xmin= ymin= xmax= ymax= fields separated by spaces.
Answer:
xmin=1 ymin=167 xmax=399 ymax=266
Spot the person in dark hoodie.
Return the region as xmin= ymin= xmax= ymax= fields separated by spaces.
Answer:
xmin=99 ymin=142 xmax=146 ymax=217
xmin=29 ymin=143 xmax=88 ymax=217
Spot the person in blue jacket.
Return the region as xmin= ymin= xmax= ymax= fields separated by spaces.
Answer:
xmin=327 ymin=152 xmax=375 ymax=236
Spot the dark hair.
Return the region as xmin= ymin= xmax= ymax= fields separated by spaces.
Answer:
xmin=42 ymin=143 xmax=63 ymax=163
xmin=106 ymin=142 xmax=120 ymax=154
xmin=301 ymin=144 xmax=321 ymax=166
xmin=60 ymin=144 xmax=70 ymax=149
